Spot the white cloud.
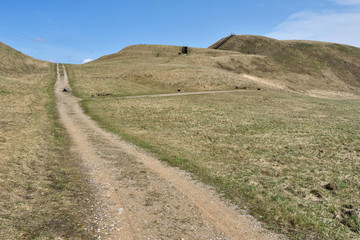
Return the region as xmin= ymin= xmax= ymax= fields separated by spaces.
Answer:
xmin=34 ymin=37 xmax=47 ymax=42
xmin=82 ymin=58 xmax=93 ymax=64
xmin=330 ymin=0 xmax=360 ymax=5
xmin=266 ymin=7 xmax=360 ymax=47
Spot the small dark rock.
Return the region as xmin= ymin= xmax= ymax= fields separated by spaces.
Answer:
xmin=324 ymin=182 xmax=337 ymax=191
xmin=23 ymin=195 xmax=34 ymax=200
xmin=177 ymin=89 xmax=181 ymax=92
xmin=62 ymin=88 xmax=69 ymax=92
xmin=235 ymin=86 xmax=239 ymax=89
xmin=96 ymin=92 xmax=112 ymax=96
xmin=257 ymin=88 xmax=261 ymax=90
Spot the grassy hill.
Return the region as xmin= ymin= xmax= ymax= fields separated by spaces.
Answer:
xmin=209 ymin=35 xmax=360 ymax=98
xmin=0 ymin=42 xmax=91 ymax=239
xmin=0 ymin=42 xmax=50 ymax=75
xmin=1 ymin=35 xmax=359 ymax=239
xmin=68 ymin=44 xmax=265 ymax=98
xmin=69 ymin=35 xmax=360 ymax=100
xmin=67 ymin=37 xmax=360 ymax=239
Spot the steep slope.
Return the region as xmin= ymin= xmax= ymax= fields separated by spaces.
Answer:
xmin=209 ymin=35 xmax=360 ymax=98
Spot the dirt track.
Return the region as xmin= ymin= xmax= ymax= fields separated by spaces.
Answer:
xmin=101 ymin=90 xmax=249 ymax=100
xmin=55 ymin=64 xmax=282 ymax=239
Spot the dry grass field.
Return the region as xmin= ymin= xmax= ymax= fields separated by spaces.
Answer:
xmin=1 ymin=34 xmax=360 ymax=239
xmin=77 ymin=91 xmax=360 ymax=239
xmin=0 ymin=42 xmax=93 ymax=239
xmin=67 ymin=37 xmax=360 ymax=239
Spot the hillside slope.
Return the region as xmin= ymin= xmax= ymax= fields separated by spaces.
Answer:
xmin=68 ymin=44 xmax=265 ymax=98
xmin=70 ymin=36 xmax=360 ymax=99
xmin=209 ymin=35 xmax=360 ymax=98
xmin=67 ymin=39 xmax=360 ymax=239
xmin=0 ymin=42 xmax=91 ymax=239
xmin=0 ymin=42 xmax=49 ymax=76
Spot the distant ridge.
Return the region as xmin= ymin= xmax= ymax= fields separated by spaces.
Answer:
xmin=80 ymin=38 xmax=360 ymax=98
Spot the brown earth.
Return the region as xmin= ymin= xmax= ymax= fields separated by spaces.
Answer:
xmin=55 ymin=65 xmax=284 ymax=240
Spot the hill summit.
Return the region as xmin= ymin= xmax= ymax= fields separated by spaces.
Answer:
xmin=208 ymin=35 xmax=360 ymax=98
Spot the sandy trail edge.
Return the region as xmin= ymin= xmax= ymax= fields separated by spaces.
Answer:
xmin=55 ymin=64 xmax=283 ymax=239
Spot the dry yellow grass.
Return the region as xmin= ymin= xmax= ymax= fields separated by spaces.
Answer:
xmin=210 ymin=35 xmax=360 ymax=99
xmin=68 ymin=40 xmax=360 ymax=100
xmin=0 ymin=44 xmax=93 ymax=239
xmin=0 ymin=42 xmax=49 ymax=76
xmin=7 ymin=34 xmax=360 ymax=238
xmin=80 ymin=90 xmax=360 ymax=239
xmin=67 ymin=45 xmax=268 ymax=98
xmin=67 ymin=37 xmax=360 ymax=239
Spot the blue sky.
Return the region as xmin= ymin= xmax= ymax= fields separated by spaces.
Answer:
xmin=1 ymin=0 xmax=359 ymax=64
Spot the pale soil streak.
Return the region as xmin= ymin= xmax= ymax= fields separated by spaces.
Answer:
xmin=241 ymin=74 xmax=286 ymax=90
xmin=55 ymin=64 xmax=283 ymax=240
